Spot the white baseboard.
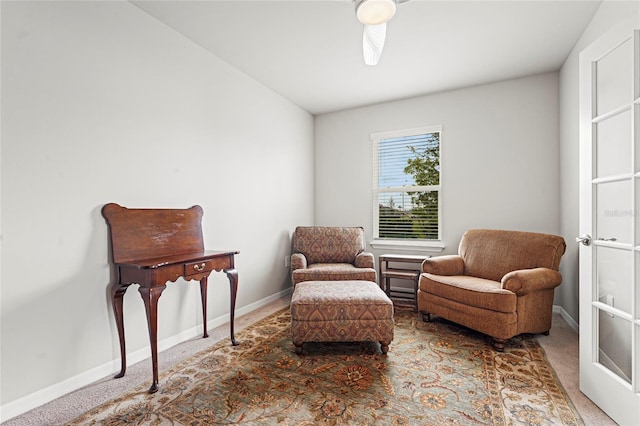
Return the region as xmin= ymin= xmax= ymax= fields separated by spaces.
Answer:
xmin=0 ymin=287 xmax=293 ymax=422
xmin=211 ymin=287 xmax=292 ymax=331
xmin=0 ymin=357 xmax=121 ymax=423
xmin=553 ymin=304 xmax=579 ymax=334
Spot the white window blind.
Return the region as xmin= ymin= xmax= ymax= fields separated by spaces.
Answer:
xmin=373 ymin=126 xmax=441 ymax=241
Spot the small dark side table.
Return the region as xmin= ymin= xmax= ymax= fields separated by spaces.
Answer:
xmin=379 ymin=253 xmax=429 ymax=311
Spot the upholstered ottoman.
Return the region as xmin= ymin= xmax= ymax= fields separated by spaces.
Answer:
xmin=290 ymin=280 xmax=394 ymax=354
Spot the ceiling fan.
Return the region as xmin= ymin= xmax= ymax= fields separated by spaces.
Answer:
xmin=354 ymin=0 xmax=410 ymax=66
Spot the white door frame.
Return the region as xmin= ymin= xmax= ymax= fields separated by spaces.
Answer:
xmin=578 ymin=17 xmax=640 ymax=425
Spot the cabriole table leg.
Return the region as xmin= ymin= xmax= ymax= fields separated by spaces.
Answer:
xmin=225 ymin=268 xmax=239 ymax=346
xmin=111 ymin=283 xmax=130 ymax=379
xmin=138 ymin=285 xmax=167 ymax=393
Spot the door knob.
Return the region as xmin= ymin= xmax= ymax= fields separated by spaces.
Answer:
xmin=576 ymin=234 xmax=592 ymax=246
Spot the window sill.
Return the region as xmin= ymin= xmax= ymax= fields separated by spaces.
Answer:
xmin=369 ymin=239 xmax=446 ymax=253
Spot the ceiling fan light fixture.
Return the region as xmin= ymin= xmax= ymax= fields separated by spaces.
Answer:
xmin=355 ymin=0 xmax=397 ymax=25
xmin=363 ymin=23 xmax=386 ymax=65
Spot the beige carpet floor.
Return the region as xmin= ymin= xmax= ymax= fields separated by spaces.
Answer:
xmin=1 ymin=296 xmax=616 ymax=425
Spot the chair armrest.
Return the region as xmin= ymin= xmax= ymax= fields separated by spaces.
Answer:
xmin=355 ymin=252 xmax=375 ymax=269
xmin=291 ymin=253 xmax=307 ymax=271
xmin=421 ymin=255 xmax=464 ymax=276
xmin=501 ymin=268 xmax=562 ymax=295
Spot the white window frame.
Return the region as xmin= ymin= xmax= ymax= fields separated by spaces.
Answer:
xmin=370 ymin=125 xmax=445 ymax=252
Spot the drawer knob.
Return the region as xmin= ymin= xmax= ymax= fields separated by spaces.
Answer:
xmin=193 ymin=262 xmax=206 ymax=272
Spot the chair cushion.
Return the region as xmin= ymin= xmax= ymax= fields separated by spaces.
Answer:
xmin=291 ymin=280 xmax=392 ymax=322
xmin=420 ymin=273 xmax=517 ymax=313
xmin=293 ymin=226 xmax=365 ymax=264
xmin=292 ymin=263 xmax=376 ymax=284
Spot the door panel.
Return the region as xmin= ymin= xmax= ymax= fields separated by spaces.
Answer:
xmin=596 ymin=109 xmax=631 ymax=177
xmin=579 ymin=23 xmax=640 ymax=425
xmin=595 ymin=37 xmax=632 ymax=115
xmin=636 ymin=108 xmax=640 ymax=168
xmin=596 ymin=180 xmax=632 ymax=244
xmin=598 ymin=310 xmax=632 ymax=384
xmin=596 ymin=246 xmax=632 ymax=314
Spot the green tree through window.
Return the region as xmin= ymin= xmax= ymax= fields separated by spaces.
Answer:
xmin=374 ymin=128 xmax=441 ymax=241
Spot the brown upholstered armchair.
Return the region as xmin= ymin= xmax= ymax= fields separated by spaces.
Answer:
xmin=291 ymin=226 xmax=377 ymax=285
xmin=418 ymin=229 xmax=566 ymax=351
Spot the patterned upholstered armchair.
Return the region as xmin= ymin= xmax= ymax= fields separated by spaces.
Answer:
xmin=291 ymin=226 xmax=377 ymax=285
xmin=418 ymin=229 xmax=566 ymax=351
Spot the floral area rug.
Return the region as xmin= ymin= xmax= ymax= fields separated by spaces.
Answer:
xmin=69 ymin=306 xmax=583 ymax=425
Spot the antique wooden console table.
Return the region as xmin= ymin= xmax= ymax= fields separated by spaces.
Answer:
xmin=102 ymin=203 xmax=239 ymax=393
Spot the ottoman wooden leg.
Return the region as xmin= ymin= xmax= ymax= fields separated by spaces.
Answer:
xmin=380 ymin=341 xmax=390 ymax=354
xmin=293 ymin=342 xmax=304 ymax=355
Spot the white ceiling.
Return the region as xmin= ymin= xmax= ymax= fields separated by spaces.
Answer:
xmin=131 ymin=0 xmax=602 ymax=115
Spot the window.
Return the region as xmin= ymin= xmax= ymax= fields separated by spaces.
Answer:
xmin=372 ymin=126 xmax=442 ymax=248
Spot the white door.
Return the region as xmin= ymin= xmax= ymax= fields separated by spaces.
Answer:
xmin=578 ymin=21 xmax=640 ymax=425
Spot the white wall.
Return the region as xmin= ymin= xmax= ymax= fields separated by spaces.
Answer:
xmin=0 ymin=0 xmax=314 ymax=415
xmin=557 ymin=0 xmax=640 ymax=323
xmin=315 ymin=73 xmax=561 ymax=259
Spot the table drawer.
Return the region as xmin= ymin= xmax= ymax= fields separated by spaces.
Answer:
xmin=185 ymin=260 xmax=214 ymax=275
